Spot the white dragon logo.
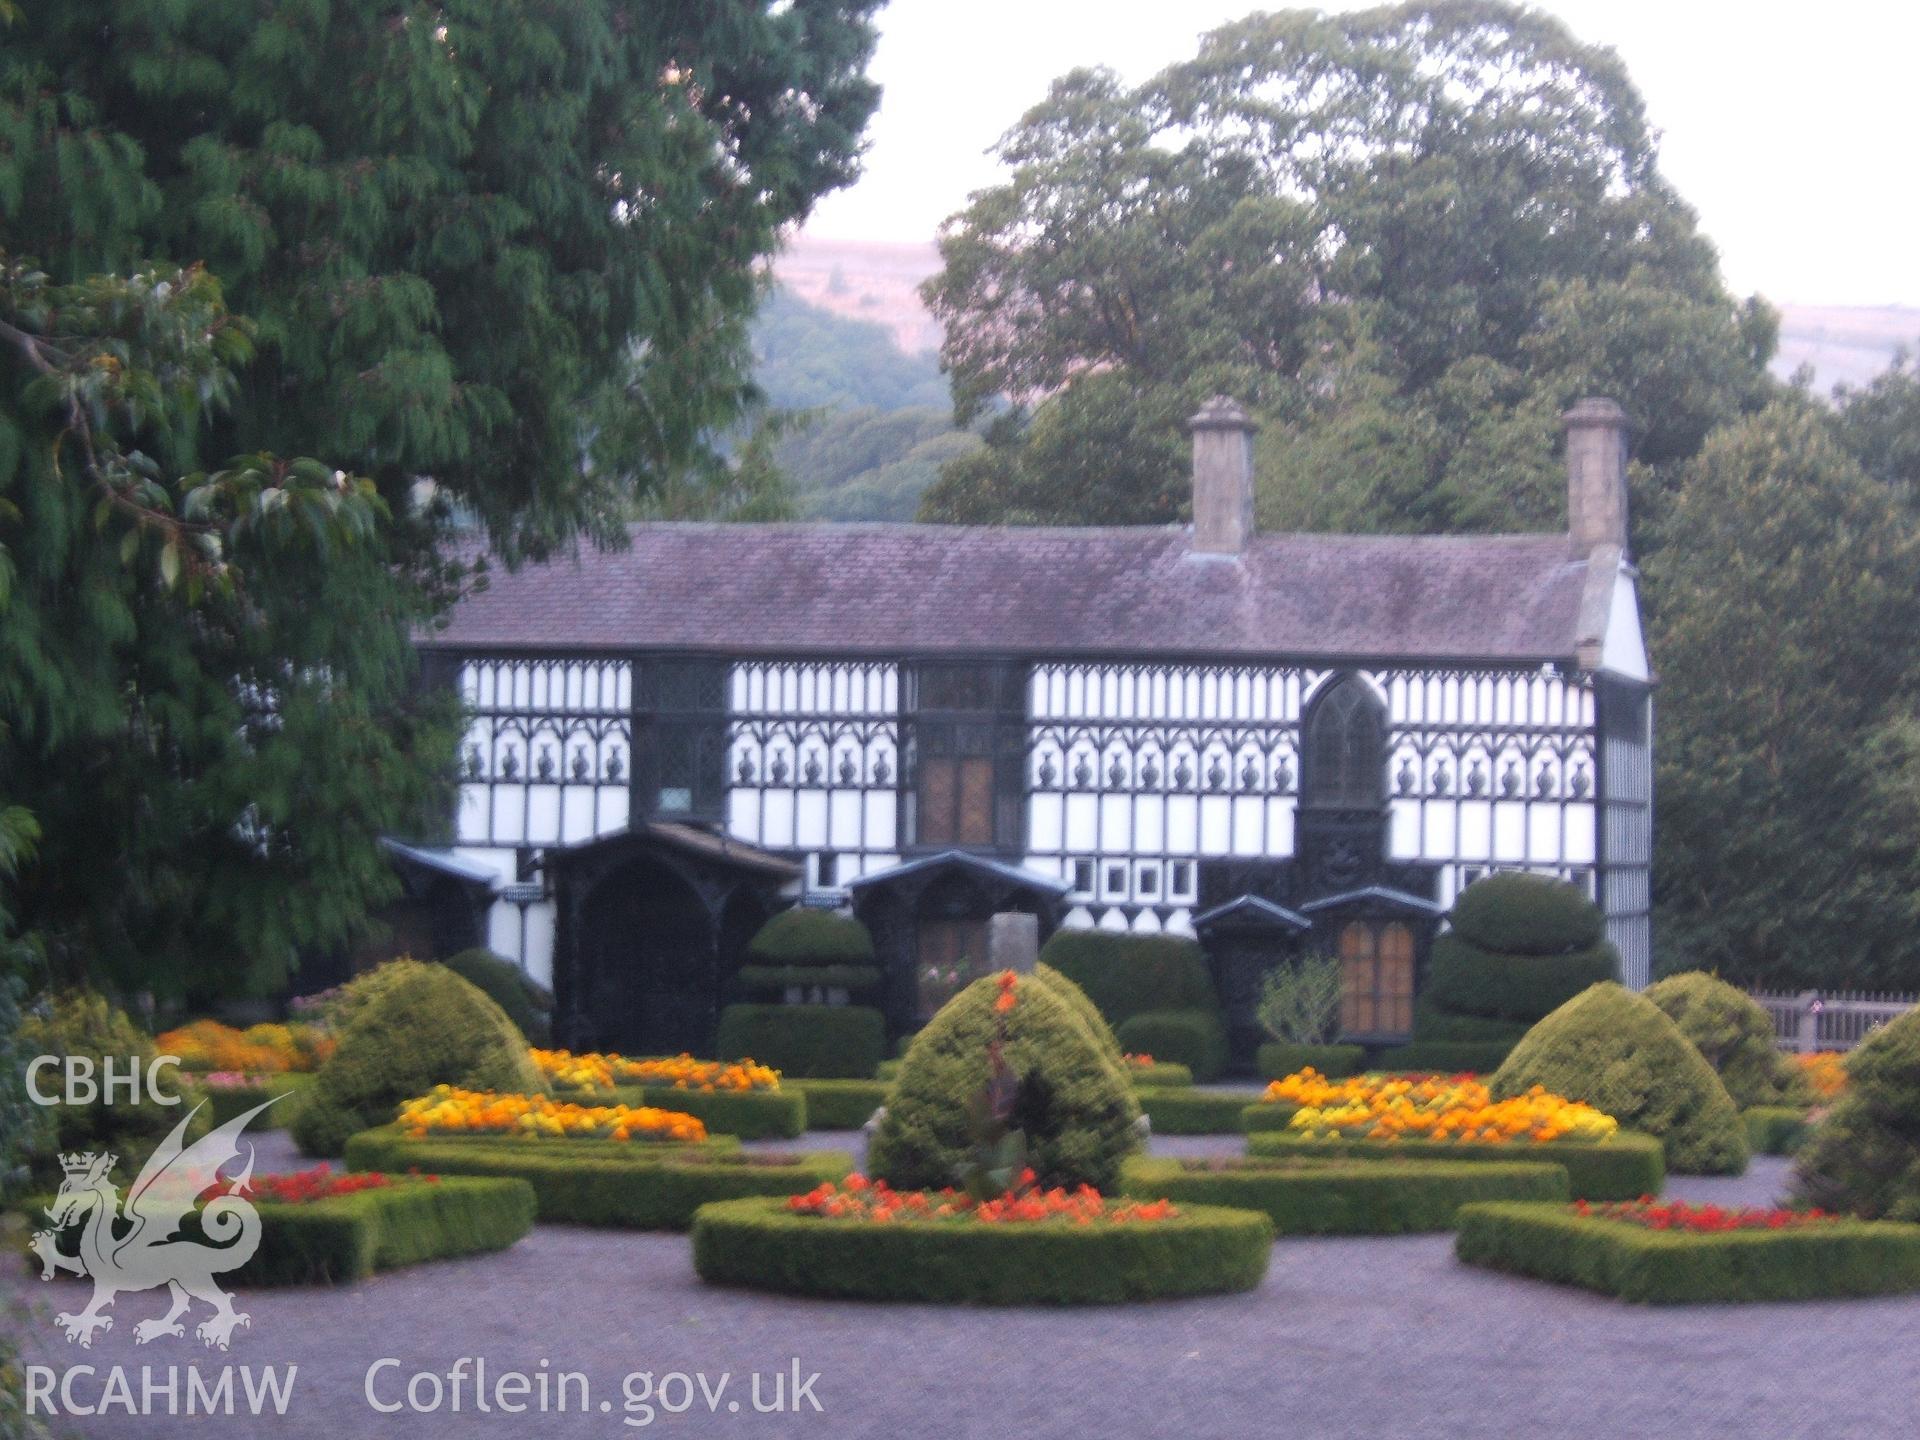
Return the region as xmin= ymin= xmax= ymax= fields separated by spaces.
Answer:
xmin=29 ymin=1097 xmax=278 ymax=1350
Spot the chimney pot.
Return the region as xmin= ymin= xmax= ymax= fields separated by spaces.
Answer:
xmin=1188 ymin=396 xmax=1257 ymax=554
xmin=1561 ymin=397 xmax=1630 ymax=557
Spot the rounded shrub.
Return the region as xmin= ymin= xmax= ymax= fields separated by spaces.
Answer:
xmin=746 ymin=908 xmax=874 ymax=966
xmin=1793 ymin=1007 xmax=1920 ymax=1220
xmin=291 ymin=960 xmax=541 ymax=1158
xmin=1491 ymin=983 xmax=1748 ymax=1175
xmin=1114 ymin=1009 xmax=1228 ymax=1082
xmin=1450 ymin=873 xmax=1606 ymax=954
xmin=1035 ymin=931 xmax=1220 ymax=1023
xmin=440 ymin=949 xmax=553 ymax=1044
xmin=868 ymin=971 xmax=1142 ymax=1193
xmin=715 ymin=1003 xmax=885 ymax=1079
xmin=1033 ymin=962 xmax=1122 ymax=1064
xmin=1645 ymin=971 xmax=1810 ymax=1109
xmin=1424 ymin=935 xmax=1618 ymax=1023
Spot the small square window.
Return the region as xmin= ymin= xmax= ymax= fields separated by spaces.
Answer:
xmin=657 ymin=786 xmax=693 ymax=813
xmin=1071 ymin=859 xmax=1095 ymax=895
xmin=1104 ymin=864 xmax=1128 ymax=898
xmin=1137 ymin=864 xmax=1160 ymax=898
xmin=1169 ymin=861 xmax=1193 ymax=898
xmin=817 ymin=853 xmax=838 ymax=888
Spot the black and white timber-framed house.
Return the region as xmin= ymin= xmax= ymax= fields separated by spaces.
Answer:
xmin=408 ymin=397 xmax=1653 ymax=1062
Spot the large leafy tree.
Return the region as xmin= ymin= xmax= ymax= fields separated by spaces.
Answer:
xmin=920 ymin=2 xmax=1774 ymax=531
xmin=0 ymin=0 xmax=880 ymax=996
xmin=1646 ymin=398 xmax=1920 ymax=989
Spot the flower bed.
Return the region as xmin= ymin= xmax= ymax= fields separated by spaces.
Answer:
xmin=1266 ymin=1069 xmax=1618 ymax=1145
xmin=1137 ymin=1089 xmax=1260 ymax=1135
xmin=691 ymin=1189 xmax=1272 ymax=1304
xmin=1744 ymin=1105 xmax=1815 ymax=1156
xmin=1247 ymin=1130 xmax=1664 ymax=1202
xmin=787 ymin=1078 xmax=890 ymax=1130
xmin=1120 ymin=1155 xmax=1568 ymax=1234
xmin=1792 ymin=1050 xmax=1847 ymax=1102
xmin=1454 ymin=1200 xmax=1920 ymax=1303
xmin=530 ymin=1049 xmax=781 ymax=1095
xmin=31 ymin=1171 xmax=534 ymax=1287
xmin=396 ymin=1086 xmax=710 ymax=1144
xmin=158 ymin=1019 xmax=334 ymax=1074
xmin=190 ymin=1070 xmax=315 ymax=1127
xmin=342 ymin=1126 xmax=846 ymax=1230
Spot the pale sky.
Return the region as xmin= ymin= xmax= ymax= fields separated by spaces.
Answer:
xmin=801 ymin=0 xmax=1920 ymax=308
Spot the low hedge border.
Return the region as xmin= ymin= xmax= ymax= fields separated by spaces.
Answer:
xmin=28 ymin=1177 xmax=535 ymax=1287
xmin=191 ymin=1072 xmax=316 ymax=1128
xmin=788 ymin=1079 xmax=890 ymax=1130
xmin=691 ymin=1196 xmax=1273 ymax=1305
xmin=875 ymin=1059 xmax=901 ymax=1082
xmin=1454 ymin=1201 xmax=1920 ymax=1303
xmin=607 ymin=1085 xmax=806 ymax=1140
xmin=716 ymin=1003 xmax=886 ymax=1079
xmin=1257 ymin=1043 xmax=1365 ymax=1081
xmin=1128 ymin=1062 xmax=1194 ymax=1088
xmin=1744 ymin=1106 xmax=1815 ymax=1156
xmin=1246 ymin=1130 xmax=1665 ymax=1202
xmin=1371 ymin=1041 xmax=1517 ymax=1074
xmin=342 ymin=1127 xmax=845 ymax=1230
xmin=1240 ymin=1102 xmax=1302 ymax=1134
xmin=1122 ymin=1155 xmax=1567 ymax=1234
xmin=1138 ymin=1090 xmax=1261 ymax=1135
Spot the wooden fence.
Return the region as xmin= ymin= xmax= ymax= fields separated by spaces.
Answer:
xmin=1750 ymin=989 xmax=1917 ymax=1052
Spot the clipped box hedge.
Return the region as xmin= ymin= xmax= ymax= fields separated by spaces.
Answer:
xmin=1122 ymin=1155 xmax=1567 ymax=1234
xmin=1372 ymin=1041 xmax=1517 ymax=1074
xmin=691 ymin=1196 xmax=1273 ymax=1305
xmin=1126 ymin=1062 xmax=1194 ymax=1088
xmin=195 ymin=1072 xmax=316 ymax=1128
xmin=1138 ymin=1089 xmax=1261 ymax=1135
xmin=31 ymin=1177 xmax=535 ymax=1287
xmin=1115 ymin=1009 xmax=1228 ymax=1083
xmin=608 ymin=1084 xmax=806 ymax=1140
xmin=1247 ymin=1129 xmax=1664 ymax=1202
xmin=343 ymin=1127 xmax=852 ymax=1229
xmin=1257 ymin=1043 xmax=1365 ymax=1081
xmin=1240 ymin=1101 xmax=1302 ymax=1134
xmin=716 ymin=1003 xmax=886 ymax=1079
xmin=1455 ymin=1201 xmax=1920 ymax=1303
xmin=1745 ymin=1106 xmax=1815 ymax=1156
xmin=788 ymin=1078 xmax=890 ymax=1130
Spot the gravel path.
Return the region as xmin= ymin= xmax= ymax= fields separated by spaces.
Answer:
xmin=10 ymin=1132 xmax=1905 ymax=1440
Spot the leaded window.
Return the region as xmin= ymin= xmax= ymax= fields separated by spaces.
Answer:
xmin=1304 ymin=675 xmax=1385 ymax=809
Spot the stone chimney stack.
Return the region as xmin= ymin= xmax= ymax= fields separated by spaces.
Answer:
xmin=1188 ymin=396 xmax=1257 ymax=554
xmin=1562 ymin=397 xmax=1630 ymax=557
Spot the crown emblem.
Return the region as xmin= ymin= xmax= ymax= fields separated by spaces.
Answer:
xmin=59 ymin=1152 xmax=111 ymax=1176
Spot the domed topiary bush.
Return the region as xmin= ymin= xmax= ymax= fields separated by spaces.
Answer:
xmin=868 ymin=971 xmax=1142 ymax=1193
xmin=440 ymin=949 xmax=553 ymax=1044
xmin=1645 ymin=971 xmax=1810 ymax=1109
xmin=1793 ymin=1008 xmax=1920 ymax=1220
xmin=1033 ymin=961 xmax=1122 ymax=1064
xmin=1421 ymin=874 xmax=1619 ymax=1030
xmin=291 ymin=960 xmax=542 ymax=1158
xmin=735 ymin=908 xmax=880 ymax=996
xmin=1036 ymin=931 xmax=1228 ymax=1078
xmin=1491 ymin=982 xmax=1748 ymax=1175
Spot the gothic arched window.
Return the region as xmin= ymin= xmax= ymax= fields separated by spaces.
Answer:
xmin=1303 ymin=675 xmax=1385 ymax=809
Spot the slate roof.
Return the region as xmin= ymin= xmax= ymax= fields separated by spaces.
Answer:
xmin=424 ymin=522 xmax=1591 ymax=664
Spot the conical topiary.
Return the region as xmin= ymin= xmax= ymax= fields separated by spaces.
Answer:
xmin=1034 ymin=961 xmax=1123 ymax=1064
xmin=867 ymin=970 xmax=1142 ymax=1192
xmin=1645 ymin=971 xmax=1810 ymax=1109
xmin=1793 ymin=1007 xmax=1920 ymax=1220
xmin=1491 ymin=982 xmax=1748 ymax=1175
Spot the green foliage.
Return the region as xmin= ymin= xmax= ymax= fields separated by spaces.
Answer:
xmin=1645 ymin=971 xmax=1809 ymax=1108
xmin=245 ymin=1177 xmax=533 ymax=1286
xmin=291 ymin=960 xmax=541 ymax=1157
xmin=344 ymin=1127 xmax=847 ymax=1230
xmin=1374 ymin=1041 xmax=1519 ymax=1074
xmin=869 ymin=971 xmax=1141 ymax=1192
xmin=1248 ymin=1129 xmax=1665 ymax=1203
xmin=1241 ymin=1101 xmax=1303 ymax=1134
xmin=1134 ymin=1090 xmax=1253 ymax=1136
xmin=0 ymin=969 xmax=49 ymax=1198
xmin=1793 ymin=1007 xmax=1920 ymax=1219
xmin=734 ymin=964 xmax=882 ymax=995
xmin=691 ymin=1195 xmax=1272 ymax=1304
xmin=192 ymin=1071 xmax=314 ymax=1129
xmin=746 ymin=909 xmax=875 ymax=966
xmin=439 ymin=950 xmax=552 ymax=1045
xmin=921 ymin=4 xmax=1772 ymax=532
xmin=1492 ymin=983 xmax=1748 ymax=1175
xmin=1256 ymin=1042 xmax=1366 ymax=1080
xmin=1114 ymin=1009 xmax=1228 ymax=1084
xmin=786 ymin=1078 xmax=890 ymax=1130
xmin=1123 ymin=1155 xmax=1567 ymax=1235
xmin=1455 ymin=1201 xmax=1920 ymax=1304
xmin=1745 ymin=1106 xmax=1815 ymax=1157
xmin=1450 ymin=874 xmax=1606 ymax=954
xmin=1425 ymin=936 xmax=1619 ymax=1024
xmin=607 ymin=1085 xmax=805 ymax=1141
xmin=1033 ymin=961 xmax=1123 ymax=1065
xmin=715 ymin=1003 xmax=886 ymax=1080
xmin=1036 ymin=930 xmax=1221 ymax=1024
xmin=1126 ymin=1062 xmax=1193 ymax=1088
xmin=19 ymin=992 xmax=193 ymax=1180
xmin=753 ymin=287 xmax=950 ymax=413
xmin=1647 ymin=400 xmax=1920 ymax=988
xmin=1408 ymin=1000 xmax=1531 ymax=1045
xmin=1256 ymin=954 xmax=1344 ymax=1045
